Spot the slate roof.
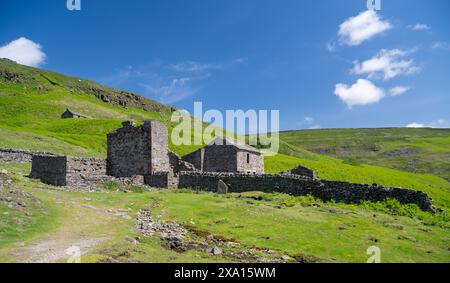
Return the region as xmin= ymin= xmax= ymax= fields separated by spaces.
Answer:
xmin=208 ymin=137 xmax=261 ymax=154
xmin=62 ymin=109 xmax=92 ymax=119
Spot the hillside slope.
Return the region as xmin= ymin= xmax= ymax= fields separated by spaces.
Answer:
xmin=1 ymin=59 xmax=450 ymax=210
xmin=0 ymin=58 xmax=203 ymax=156
xmin=1 ymin=60 xmax=450 ymax=263
xmin=278 ymin=128 xmax=450 ymax=181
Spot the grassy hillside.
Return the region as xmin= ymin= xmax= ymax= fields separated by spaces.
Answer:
xmin=1 ymin=60 xmax=449 ymax=263
xmin=278 ymin=128 xmax=450 ymax=181
xmin=0 ymin=58 xmax=206 ymax=157
xmin=1 ymin=59 xmax=450 ymax=207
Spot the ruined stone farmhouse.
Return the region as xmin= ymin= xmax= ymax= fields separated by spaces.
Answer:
xmin=107 ymin=120 xmax=170 ymax=177
xmin=19 ymin=119 xmax=437 ymax=212
xmin=182 ymin=137 xmax=264 ymax=174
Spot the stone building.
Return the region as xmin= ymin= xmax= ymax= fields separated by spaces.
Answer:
xmin=182 ymin=137 xmax=264 ymax=174
xmin=61 ymin=109 xmax=92 ymax=119
xmin=107 ymin=120 xmax=170 ymax=177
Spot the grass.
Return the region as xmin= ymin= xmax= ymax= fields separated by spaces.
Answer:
xmin=265 ymin=151 xmax=450 ymax=211
xmin=1 ymin=165 xmax=449 ymax=263
xmin=1 ymin=59 xmax=450 ymax=263
xmin=277 ymin=128 xmax=450 ymax=181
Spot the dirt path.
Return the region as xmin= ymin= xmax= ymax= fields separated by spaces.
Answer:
xmin=10 ymin=190 xmax=132 ymax=263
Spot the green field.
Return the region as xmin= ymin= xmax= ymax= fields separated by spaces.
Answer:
xmin=278 ymin=128 xmax=450 ymax=181
xmin=1 ymin=59 xmax=449 ymax=262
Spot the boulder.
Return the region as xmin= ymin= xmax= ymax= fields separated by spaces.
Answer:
xmin=211 ymin=246 xmax=222 ymax=255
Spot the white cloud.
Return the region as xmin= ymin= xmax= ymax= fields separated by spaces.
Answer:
xmin=334 ymin=79 xmax=385 ymax=108
xmin=297 ymin=117 xmax=321 ymax=130
xmin=0 ymin=37 xmax=46 ymax=67
xmin=406 ymin=122 xmax=425 ymax=128
xmin=409 ymin=23 xmax=430 ymax=31
xmin=389 ymin=86 xmax=410 ymax=96
xmin=352 ymin=49 xmax=420 ymax=80
xmin=308 ymin=124 xmax=321 ymax=130
xmin=303 ymin=117 xmax=314 ymax=124
xmin=338 ymin=10 xmax=391 ymax=46
xmin=406 ymin=120 xmax=449 ymax=128
xmin=168 ymin=61 xmax=220 ymax=73
xmin=139 ymin=77 xmax=196 ymax=104
xmin=429 ymin=119 xmax=449 ymax=128
xmin=326 ymin=42 xmax=337 ymax=52
xmin=432 ymin=41 xmax=450 ymax=50
xmin=102 ymin=58 xmax=246 ymax=104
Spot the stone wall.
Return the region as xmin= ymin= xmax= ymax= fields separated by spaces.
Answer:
xmin=203 ymin=145 xmax=238 ymax=172
xmin=149 ymin=121 xmax=170 ymax=173
xmin=30 ymin=155 xmax=107 ymax=188
xmin=107 ymin=121 xmax=170 ymax=177
xmin=66 ymin=157 xmax=107 ymax=187
xmin=182 ymin=149 xmax=204 ymax=171
xmin=169 ymin=151 xmax=196 ymax=174
xmin=144 ymin=173 xmax=170 ymax=188
xmin=182 ymin=145 xmax=264 ymax=173
xmin=178 ymin=172 xmax=436 ymax=212
xmin=236 ymin=151 xmax=264 ymax=174
xmin=0 ymin=148 xmax=34 ymax=163
xmin=30 ymin=155 xmax=68 ymax=186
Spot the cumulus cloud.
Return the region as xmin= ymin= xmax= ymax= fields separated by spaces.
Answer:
xmin=0 ymin=37 xmax=46 ymax=67
xmin=334 ymin=79 xmax=385 ymax=108
xmin=406 ymin=120 xmax=449 ymax=128
xmin=352 ymin=49 xmax=420 ymax=80
xmin=338 ymin=10 xmax=391 ymax=46
xmin=389 ymin=86 xmax=410 ymax=96
xmin=409 ymin=23 xmax=430 ymax=31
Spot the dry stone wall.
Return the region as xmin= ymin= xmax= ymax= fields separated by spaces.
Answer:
xmin=30 ymin=155 xmax=108 ymax=189
xmin=178 ymin=172 xmax=436 ymax=212
xmin=30 ymin=155 xmax=67 ymax=186
xmin=0 ymin=148 xmax=35 ymax=163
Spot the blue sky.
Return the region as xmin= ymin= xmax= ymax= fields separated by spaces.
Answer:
xmin=1 ymin=0 xmax=449 ymax=131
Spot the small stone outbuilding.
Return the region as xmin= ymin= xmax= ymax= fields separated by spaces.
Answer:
xmin=288 ymin=166 xmax=318 ymax=180
xmin=182 ymin=137 xmax=264 ymax=174
xmin=61 ymin=109 xmax=92 ymax=119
